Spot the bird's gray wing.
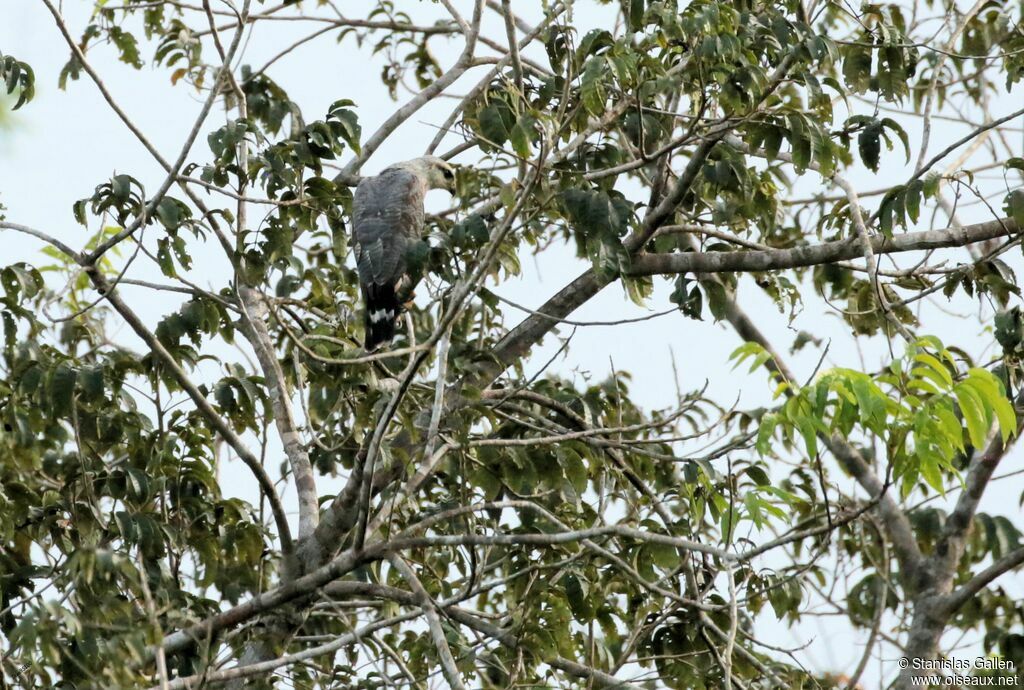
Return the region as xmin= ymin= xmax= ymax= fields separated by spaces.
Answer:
xmin=352 ymin=169 xmax=425 ymax=287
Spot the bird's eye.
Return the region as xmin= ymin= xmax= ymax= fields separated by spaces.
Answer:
xmin=442 ymin=168 xmax=454 ymax=179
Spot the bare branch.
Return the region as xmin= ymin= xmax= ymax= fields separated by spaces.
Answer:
xmin=945 ymin=545 xmax=1024 ymax=613
xmin=154 ymin=542 xmax=383 ymax=660
xmin=40 ymin=0 xmax=241 ymax=263
xmin=426 ymin=3 xmax=564 ymax=155
xmin=388 ymin=555 xmax=468 ymax=690
xmin=148 ymin=606 xmax=424 ymax=689
xmin=340 ymin=0 xmax=484 ymax=176
xmin=0 ymin=221 xmax=82 ymax=261
xmin=238 ymin=288 xmax=321 ymax=539
xmin=499 ymin=0 xmax=524 ymax=95
xmin=831 ymin=173 xmax=913 ymax=340
xmin=628 ymin=217 xmax=1020 ymax=276
xmin=87 ymin=270 xmax=294 ymax=557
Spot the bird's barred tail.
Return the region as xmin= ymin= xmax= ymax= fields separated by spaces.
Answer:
xmin=362 ymin=283 xmax=401 ymax=351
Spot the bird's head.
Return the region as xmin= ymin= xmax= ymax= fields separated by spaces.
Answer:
xmin=397 ymin=156 xmax=457 ymax=194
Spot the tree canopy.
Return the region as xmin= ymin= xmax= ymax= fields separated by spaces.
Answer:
xmin=2 ymin=0 xmax=1024 ymax=688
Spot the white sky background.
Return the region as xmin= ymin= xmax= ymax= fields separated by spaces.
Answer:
xmin=2 ymin=0 xmax=1024 ymax=686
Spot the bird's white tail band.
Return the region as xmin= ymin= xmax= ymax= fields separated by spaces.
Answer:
xmin=370 ymin=308 xmax=395 ymax=324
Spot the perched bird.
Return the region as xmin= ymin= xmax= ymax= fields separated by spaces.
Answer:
xmin=352 ymin=156 xmax=456 ymax=350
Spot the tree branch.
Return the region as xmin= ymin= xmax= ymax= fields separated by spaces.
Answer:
xmin=338 ymin=0 xmax=484 ymax=178
xmin=89 ymin=270 xmax=295 ymax=557
xmin=324 ymin=581 xmax=627 ymax=688
xmin=154 ymin=542 xmax=384 ymax=660
xmin=388 ymin=555 xmax=468 ymax=690
xmin=238 ymin=288 xmax=321 ymax=539
xmin=628 ymin=217 xmax=1020 ymax=277
xmin=941 ymin=409 xmax=1023 ymax=550
xmin=40 ymin=0 xmax=241 ymax=262
xmin=945 ymin=545 xmax=1024 ymax=613
xmin=499 ymin=0 xmax=524 ymax=95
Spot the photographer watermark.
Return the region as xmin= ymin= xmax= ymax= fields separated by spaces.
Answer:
xmin=899 ymin=656 xmax=1019 ymax=687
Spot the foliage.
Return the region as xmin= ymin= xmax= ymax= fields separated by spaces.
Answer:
xmin=0 ymin=51 xmax=35 ymax=110
xmin=2 ymin=0 xmax=1024 ymax=688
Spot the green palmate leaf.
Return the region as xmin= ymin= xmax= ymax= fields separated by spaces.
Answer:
xmin=4 ymin=3 xmax=1024 ymax=687
xmin=154 ymin=197 xmax=192 ymax=231
xmin=880 ymin=117 xmax=911 ymax=162
xmin=327 ymin=100 xmax=362 ymax=153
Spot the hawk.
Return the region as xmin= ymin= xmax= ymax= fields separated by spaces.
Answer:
xmin=353 ymin=156 xmax=456 ymax=350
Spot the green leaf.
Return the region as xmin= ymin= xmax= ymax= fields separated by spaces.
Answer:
xmin=155 ymin=197 xmax=192 ymax=230
xmin=703 ymin=281 xmax=729 ymax=321
xmin=842 ymin=43 xmax=872 ymax=93
xmin=729 ymin=342 xmax=765 ymax=367
xmin=746 ymin=465 xmax=771 ymax=486
xmin=918 ymin=454 xmax=945 ymax=494
xmin=628 ymin=0 xmax=645 ymax=30
xmin=509 ymin=119 xmax=531 ymax=158
xmin=327 ymin=101 xmax=362 ymax=153
xmin=913 ymin=353 xmax=952 ymax=388
xmin=1004 ymin=189 xmax=1024 ymax=229
xmin=858 ymin=120 xmax=882 ymax=172
xmin=880 ymin=118 xmax=910 ymax=162
xmin=561 ymin=449 xmax=588 ymax=494
xmin=77 ymin=366 xmax=104 ymax=402
xmin=905 ymin=179 xmax=923 ymax=223
xmin=49 ymin=363 xmax=77 ymax=417
xmin=580 ymin=57 xmax=607 ymax=116
xmin=0 ymin=52 xmax=36 ymax=110
xmin=995 ymin=307 xmax=1024 ymax=354
xmin=963 ymin=370 xmax=1017 ymax=444
xmin=477 ymin=101 xmax=513 ymax=146
xmin=649 ymin=541 xmax=678 ymax=569
xmin=109 ymin=27 xmax=143 ymax=69
xmin=954 ymin=383 xmax=990 ymax=449
xmin=561 ymin=573 xmax=592 ymax=621
xmin=623 ymin=275 xmax=652 ymax=307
